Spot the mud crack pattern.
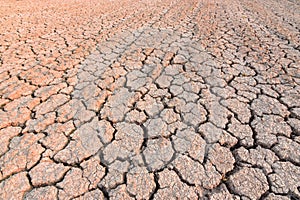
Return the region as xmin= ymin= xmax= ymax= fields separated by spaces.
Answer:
xmin=0 ymin=0 xmax=300 ymax=199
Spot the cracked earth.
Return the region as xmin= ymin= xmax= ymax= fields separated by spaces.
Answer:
xmin=0 ymin=0 xmax=300 ymax=199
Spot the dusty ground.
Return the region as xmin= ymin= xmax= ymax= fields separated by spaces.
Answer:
xmin=0 ymin=0 xmax=300 ymax=199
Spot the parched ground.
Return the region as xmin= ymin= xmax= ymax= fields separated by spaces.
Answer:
xmin=0 ymin=0 xmax=300 ymax=199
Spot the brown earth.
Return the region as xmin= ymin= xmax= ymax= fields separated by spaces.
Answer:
xmin=0 ymin=0 xmax=300 ymax=199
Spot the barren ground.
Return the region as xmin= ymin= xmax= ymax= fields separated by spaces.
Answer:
xmin=0 ymin=0 xmax=300 ymax=199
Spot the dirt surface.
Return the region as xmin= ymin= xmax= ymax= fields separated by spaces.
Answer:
xmin=0 ymin=0 xmax=300 ymax=199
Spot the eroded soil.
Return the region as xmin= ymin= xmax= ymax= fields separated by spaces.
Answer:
xmin=0 ymin=0 xmax=300 ymax=199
